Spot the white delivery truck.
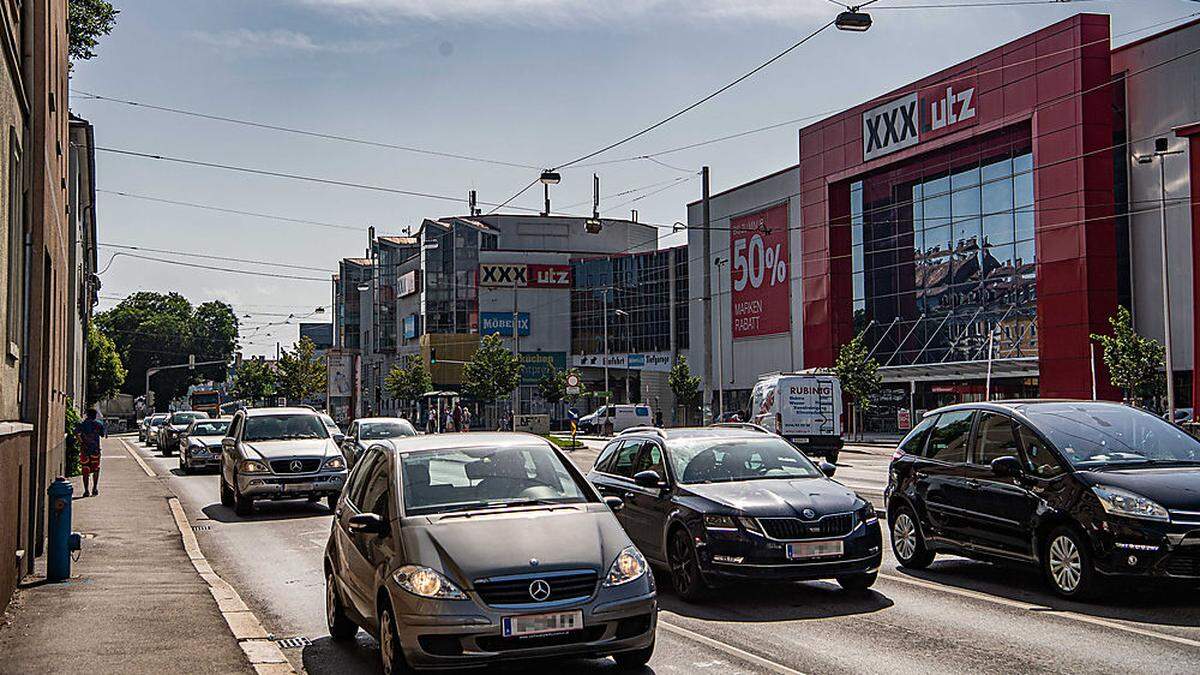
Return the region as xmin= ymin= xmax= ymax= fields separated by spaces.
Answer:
xmin=750 ymin=372 xmax=844 ymax=462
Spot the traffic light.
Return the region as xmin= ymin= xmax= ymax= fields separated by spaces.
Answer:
xmin=430 ymin=348 xmax=437 ymax=364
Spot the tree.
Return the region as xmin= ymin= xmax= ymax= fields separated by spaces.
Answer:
xmin=1091 ymin=306 xmax=1165 ymax=406
xmin=835 ymin=333 xmax=882 ymax=439
xmin=537 ymin=366 xmax=566 ymax=407
xmin=230 ymin=358 xmax=275 ymax=405
xmin=68 ymin=0 xmax=119 ymax=64
xmin=462 ymin=335 xmax=521 ymax=404
xmin=668 ymin=356 xmax=702 ymax=426
xmin=385 ymin=355 xmax=432 ymax=415
xmin=86 ymin=322 xmax=126 ymax=404
xmin=276 ymin=337 xmax=326 ymax=404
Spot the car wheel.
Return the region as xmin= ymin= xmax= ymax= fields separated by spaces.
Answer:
xmin=836 ymin=571 xmax=878 ymax=592
xmin=1044 ymin=526 xmax=1097 ymax=600
xmin=233 ymin=475 xmax=254 ymax=517
xmin=179 ymin=455 xmax=188 ymax=474
xmin=826 ymin=448 xmax=840 ymax=464
xmin=378 ymin=603 xmax=413 ymax=675
xmin=891 ymin=506 xmax=934 ymax=569
xmin=668 ymin=528 xmax=706 ymax=602
xmin=325 ymin=572 xmax=358 ymax=641
xmin=612 ymin=637 xmax=655 ymax=668
xmin=326 ymin=495 xmax=338 ymax=512
xmin=220 ymin=475 xmax=234 ymax=507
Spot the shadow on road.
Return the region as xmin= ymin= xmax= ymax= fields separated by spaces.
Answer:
xmin=656 ymin=569 xmax=894 ymax=621
xmin=895 ymin=558 xmax=1200 ymax=627
xmin=201 ymin=499 xmax=335 ymax=524
xmin=300 ymin=635 xmax=655 ymax=674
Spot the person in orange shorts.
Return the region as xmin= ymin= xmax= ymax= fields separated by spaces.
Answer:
xmin=75 ymin=408 xmax=106 ymax=497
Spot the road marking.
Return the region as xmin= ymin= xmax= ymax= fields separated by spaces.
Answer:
xmin=121 ymin=439 xmax=156 ymax=477
xmin=166 ymin=497 xmax=296 ymax=673
xmin=879 ymin=572 xmax=1200 ymax=649
xmin=659 ymin=616 xmax=808 ymax=675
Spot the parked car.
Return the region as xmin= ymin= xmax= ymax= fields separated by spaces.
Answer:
xmin=179 ymin=418 xmax=232 ymax=474
xmin=578 ymin=404 xmax=654 ymax=435
xmin=1164 ymin=407 xmax=1194 ymax=424
xmin=324 ymin=432 xmax=657 ymax=673
xmin=886 ymin=400 xmax=1200 ymax=599
xmin=143 ymin=413 xmax=168 ymax=445
xmin=750 ymin=372 xmax=844 ymax=463
xmin=587 ymin=426 xmax=881 ymax=600
xmin=220 ymin=407 xmax=348 ymax=516
xmin=157 ymin=411 xmax=210 ymax=455
xmin=340 ymin=417 xmax=417 ymax=469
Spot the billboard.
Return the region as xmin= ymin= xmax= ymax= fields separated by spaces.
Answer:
xmin=326 ymin=350 xmax=353 ymax=398
xmin=527 ymin=264 xmax=571 ymax=288
xmin=480 ymin=312 xmax=531 ymax=337
xmin=479 ymin=262 xmax=571 ymax=288
xmin=730 ymin=203 xmax=791 ymax=339
xmin=398 ymin=270 xmax=419 ymax=297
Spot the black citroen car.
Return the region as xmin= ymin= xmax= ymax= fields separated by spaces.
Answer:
xmin=587 ymin=426 xmax=882 ymax=599
xmin=885 ymin=400 xmax=1200 ymax=600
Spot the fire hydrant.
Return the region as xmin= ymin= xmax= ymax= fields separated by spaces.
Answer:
xmin=47 ymin=477 xmax=81 ymax=582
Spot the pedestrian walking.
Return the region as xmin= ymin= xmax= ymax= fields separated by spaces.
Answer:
xmin=654 ymin=410 xmax=663 ymax=428
xmin=444 ymin=408 xmax=455 ymax=433
xmin=453 ymin=403 xmax=464 ymax=433
xmin=462 ymin=406 xmax=472 ymax=432
xmin=75 ymin=408 xmax=107 ymax=497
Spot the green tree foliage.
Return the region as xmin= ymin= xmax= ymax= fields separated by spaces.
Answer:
xmin=668 ymin=356 xmax=702 ymax=424
xmin=537 ymin=366 xmax=566 ymax=406
xmin=385 ymin=355 xmax=432 ymax=412
xmin=462 ymin=335 xmax=521 ymax=403
xmin=276 ymin=337 xmax=326 ymax=404
xmin=1091 ymin=306 xmax=1166 ymax=404
xmin=86 ymin=322 xmax=126 ymax=404
xmin=95 ymin=292 xmax=238 ymax=411
xmin=68 ymin=0 xmax=119 ymax=63
xmin=64 ymin=400 xmax=82 ymax=478
xmin=230 ymin=358 xmax=275 ymax=405
xmin=835 ymin=333 xmax=882 ymax=411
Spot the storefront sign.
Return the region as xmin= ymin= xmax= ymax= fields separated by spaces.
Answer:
xmin=919 ymin=76 xmax=978 ymax=142
xmin=571 ymin=352 xmax=673 ymax=372
xmin=527 ymin=263 xmax=572 ymax=288
xmin=897 ymin=408 xmax=911 ymax=431
xmin=520 ymin=351 xmax=566 ymax=384
xmin=863 ymin=75 xmax=977 ymax=161
xmin=479 ymin=311 xmax=530 ymax=336
xmin=479 ymin=262 xmax=571 ymax=288
xmin=402 ymin=314 xmax=418 ymax=339
xmin=398 ymin=270 xmax=419 ymax=297
xmin=730 ymin=203 xmax=791 ymax=339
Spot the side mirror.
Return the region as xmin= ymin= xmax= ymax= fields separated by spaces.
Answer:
xmin=991 ymin=455 xmax=1023 ymax=479
xmin=602 ymin=496 xmax=624 ymax=512
xmin=633 ymin=470 xmax=664 ymax=489
xmin=333 ymin=433 xmax=346 ymax=445
xmin=347 ymin=512 xmax=386 ymax=535
xmin=819 ymin=461 xmax=837 ymax=478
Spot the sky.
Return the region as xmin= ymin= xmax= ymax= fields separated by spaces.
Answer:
xmin=76 ymin=0 xmax=1198 ymax=356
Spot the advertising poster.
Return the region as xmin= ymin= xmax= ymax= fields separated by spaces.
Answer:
xmin=730 ymin=203 xmax=790 ymax=338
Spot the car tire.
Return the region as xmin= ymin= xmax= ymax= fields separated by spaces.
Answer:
xmin=325 ymin=572 xmax=358 ymax=641
xmin=891 ymin=506 xmax=934 ymax=569
xmin=668 ymin=528 xmax=707 ymax=602
xmin=378 ymin=603 xmax=413 ymax=675
xmin=233 ymin=475 xmax=254 ymax=517
xmin=612 ymin=637 xmax=655 ymax=669
xmin=326 ymin=495 xmax=338 ymax=512
xmin=836 ymin=571 xmax=878 ymax=592
xmin=220 ymin=475 xmax=234 ymax=507
xmin=1043 ymin=526 xmax=1097 ymax=600
xmin=179 ymin=455 xmax=189 ymax=475
xmin=826 ymin=448 xmax=840 ymax=464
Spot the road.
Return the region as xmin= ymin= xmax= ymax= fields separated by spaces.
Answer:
xmin=120 ymin=434 xmax=1200 ymax=674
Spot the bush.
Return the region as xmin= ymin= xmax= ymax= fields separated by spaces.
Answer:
xmin=64 ymin=400 xmax=82 ymax=477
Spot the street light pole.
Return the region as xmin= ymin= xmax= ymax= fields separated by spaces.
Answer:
xmin=602 ymin=289 xmax=610 ymax=399
xmin=616 ymin=309 xmax=631 ymax=403
xmin=1138 ymin=138 xmax=1184 ymax=420
xmin=714 ymin=257 xmax=728 ymax=419
xmin=512 ymin=278 xmax=520 ymax=431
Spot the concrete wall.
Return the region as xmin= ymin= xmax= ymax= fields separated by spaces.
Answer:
xmin=476 ymin=214 xmax=658 ymax=255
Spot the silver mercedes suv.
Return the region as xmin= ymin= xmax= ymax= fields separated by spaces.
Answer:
xmin=220 ymin=407 xmax=348 ymax=516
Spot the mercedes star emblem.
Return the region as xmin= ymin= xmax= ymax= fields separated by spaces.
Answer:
xmin=289 ymin=460 xmax=303 ymax=473
xmin=802 ymin=508 xmax=817 ymax=520
xmin=529 ymin=558 xmax=540 ymax=567
xmin=528 ymin=579 xmax=551 ymax=602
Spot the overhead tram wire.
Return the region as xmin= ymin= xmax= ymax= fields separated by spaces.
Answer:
xmin=96 ymin=190 xmax=368 ymax=233
xmin=99 ymin=252 xmax=330 ymax=282
xmin=98 ymin=243 xmax=336 ymax=273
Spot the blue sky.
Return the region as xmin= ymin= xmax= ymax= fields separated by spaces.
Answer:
xmin=75 ymin=0 xmax=1196 ymax=356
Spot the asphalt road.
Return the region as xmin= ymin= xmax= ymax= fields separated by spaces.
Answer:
xmin=121 ymin=434 xmax=1200 ymax=674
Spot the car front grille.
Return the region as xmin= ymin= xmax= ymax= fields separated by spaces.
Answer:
xmin=1163 ymin=550 xmax=1200 ymax=577
xmin=473 ymin=570 xmax=598 ymax=607
xmin=269 ymin=458 xmax=322 ymax=474
xmin=759 ymin=513 xmax=855 ymax=540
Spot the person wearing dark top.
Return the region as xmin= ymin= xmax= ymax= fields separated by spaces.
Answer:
xmin=75 ymin=408 xmax=107 ymax=497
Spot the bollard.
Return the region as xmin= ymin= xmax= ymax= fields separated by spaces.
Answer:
xmin=47 ymin=477 xmax=75 ymax=582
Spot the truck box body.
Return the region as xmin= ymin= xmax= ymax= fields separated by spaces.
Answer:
xmin=751 ymin=373 xmax=843 ymax=457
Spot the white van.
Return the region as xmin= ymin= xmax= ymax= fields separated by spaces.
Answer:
xmin=579 ymin=404 xmax=654 ymax=435
xmin=750 ymin=372 xmax=844 ymax=462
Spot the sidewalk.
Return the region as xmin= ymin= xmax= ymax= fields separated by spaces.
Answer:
xmin=0 ymin=435 xmax=253 ymax=674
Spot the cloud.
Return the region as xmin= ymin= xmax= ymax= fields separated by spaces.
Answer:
xmin=290 ymin=0 xmax=828 ymax=26
xmin=190 ymin=28 xmax=394 ymax=54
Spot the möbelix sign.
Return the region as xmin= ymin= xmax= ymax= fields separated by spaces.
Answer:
xmin=862 ymin=75 xmax=978 ymax=161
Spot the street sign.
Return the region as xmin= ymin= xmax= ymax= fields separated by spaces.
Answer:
xmin=897 ymin=408 xmax=912 ymax=431
xmin=566 ymin=386 xmax=580 ymax=396
xmin=188 ymin=354 xmax=195 ymax=370
xmin=565 ymin=373 xmax=581 ymax=388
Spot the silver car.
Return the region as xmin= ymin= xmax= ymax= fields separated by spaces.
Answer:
xmin=340 ymin=417 xmax=417 ymax=469
xmin=158 ymin=410 xmax=209 ymax=456
xmin=324 ymin=433 xmax=657 ymax=673
xmin=179 ymin=418 xmax=231 ymax=474
xmin=143 ymin=413 xmax=168 ymax=446
xmin=219 ymin=407 xmax=348 ymax=516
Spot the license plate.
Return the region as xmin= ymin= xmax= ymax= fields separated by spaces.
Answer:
xmin=792 ymin=437 xmax=809 ymax=444
xmin=283 ymin=482 xmax=314 ymax=493
xmin=786 ymin=540 xmax=843 ymax=560
xmin=501 ymin=610 xmax=583 ymax=637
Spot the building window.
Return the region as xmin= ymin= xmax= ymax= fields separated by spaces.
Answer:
xmin=5 ymin=126 xmax=22 ymax=360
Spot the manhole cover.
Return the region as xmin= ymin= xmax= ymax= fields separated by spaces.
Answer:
xmin=191 ymin=524 xmax=213 ymax=532
xmin=276 ymin=636 xmax=312 ymax=649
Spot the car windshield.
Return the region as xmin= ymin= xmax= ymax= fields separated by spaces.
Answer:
xmin=1024 ymin=403 xmax=1200 ymax=467
xmin=360 ymin=421 xmax=414 ymax=440
xmin=243 ymin=414 xmax=328 ymax=442
xmin=400 ymin=444 xmax=590 ymax=515
xmin=171 ymin=412 xmax=207 ymax=424
xmin=668 ymin=436 xmax=823 ymax=484
xmin=190 ymin=421 xmax=230 ymax=436
xmin=150 ymin=415 xmax=167 ymax=424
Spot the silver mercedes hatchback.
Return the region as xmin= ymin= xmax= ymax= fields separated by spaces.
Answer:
xmin=323 ymin=432 xmax=657 ymax=673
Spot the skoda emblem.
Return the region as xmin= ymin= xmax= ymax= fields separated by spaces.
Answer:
xmin=289 ymin=460 xmax=303 ymax=473
xmin=528 ymin=579 xmax=551 ymax=602
xmin=802 ymin=508 xmax=817 ymax=520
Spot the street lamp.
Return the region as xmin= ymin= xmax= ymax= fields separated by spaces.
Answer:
xmin=834 ymin=4 xmax=873 ymax=32
xmin=1136 ymin=137 xmax=1185 ymax=421
xmin=713 ymin=257 xmax=728 ymax=419
xmin=615 ymin=309 xmax=631 ymax=402
xmin=540 ymin=170 xmax=561 ymax=216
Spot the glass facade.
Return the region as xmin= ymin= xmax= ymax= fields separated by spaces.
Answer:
xmin=336 ymin=259 xmax=372 ymax=350
xmin=851 ymin=129 xmax=1036 ymax=366
xmin=571 ymin=249 xmax=677 ymax=356
xmin=423 ymin=222 xmax=480 ymax=334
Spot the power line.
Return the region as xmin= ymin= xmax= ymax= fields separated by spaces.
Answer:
xmin=101 ymin=251 xmax=330 ymax=282
xmin=873 ymin=0 xmax=1110 ymax=9
xmin=98 ymin=243 xmax=336 ymax=273
xmin=97 ymin=189 xmax=368 ymax=233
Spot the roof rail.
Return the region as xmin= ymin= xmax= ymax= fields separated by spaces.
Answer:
xmin=707 ymin=422 xmax=771 ymax=434
xmin=617 ymin=426 xmax=667 ymax=438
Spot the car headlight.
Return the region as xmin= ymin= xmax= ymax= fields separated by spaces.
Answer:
xmin=703 ymin=514 xmax=738 ymax=530
xmin=323 ymin=456 xmax=345 ymax=471
xmin=857 ymin=501 xmax=878 ymax=524
xmin=604 ymin=546 xmax=647 ymax=587
xmin=737 ymin=516 xmax=762 ymax=534
xmin=238 ymin=459 xmax=269 ymax=474
xmin=392 ymin=565 xmax=466 ymax=600
xmin=1092 ymin=485 xmax=1170 ymax=522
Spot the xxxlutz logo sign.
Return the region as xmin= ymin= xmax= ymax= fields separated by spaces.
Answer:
xmin=862 ymin=75 xmax=978 ymax=161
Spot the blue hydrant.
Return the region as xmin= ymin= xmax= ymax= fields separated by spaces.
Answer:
xmin=47 ymin=477 xmax=81 ymax=582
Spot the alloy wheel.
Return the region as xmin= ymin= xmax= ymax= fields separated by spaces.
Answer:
xmin=325 ymin=577 xmax=337 ymax=630
xmin=893 ymin=513 xmax=917 ymax=561
xmin=1048 ymin=534 xmax=1082 ymax=593
xmin=670 ymin=531 xmax=699 ymax=597
xmin=380 ymin=608 xmax=397 ymax=675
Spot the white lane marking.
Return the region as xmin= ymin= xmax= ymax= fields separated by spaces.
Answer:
xmin=659 ymin=616 xmax=808 ymax=675
xmin=879 ymin=572 xmax=1200 ymax=649
xmin=121 ymin=438 xmax=156 ymax=477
